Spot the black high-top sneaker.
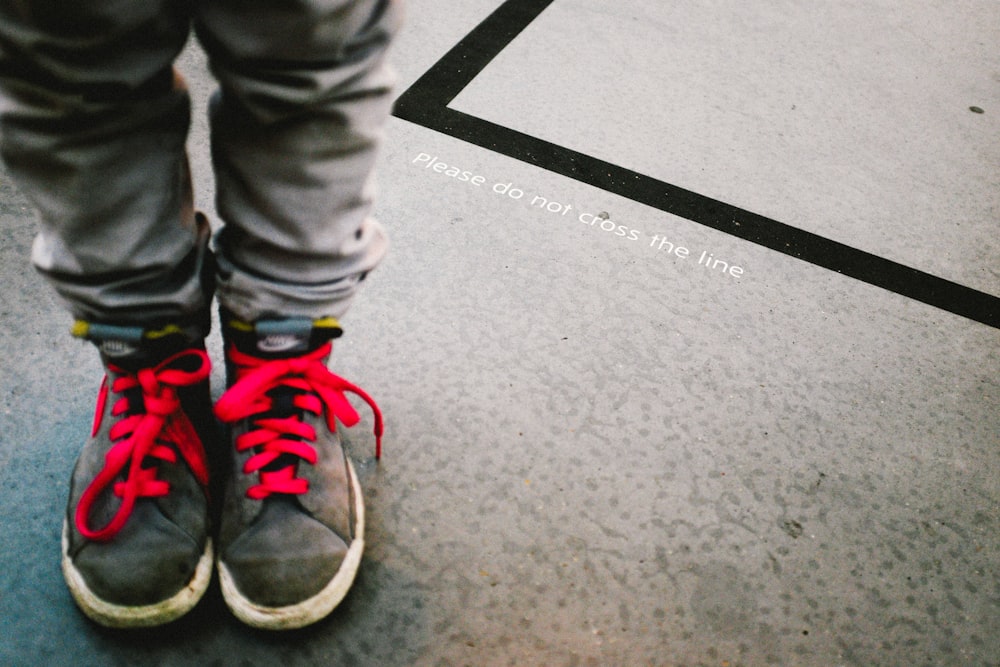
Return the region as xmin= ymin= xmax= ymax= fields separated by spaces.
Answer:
xmin=61 ymin=321 xmax=215 ymax=628
xmin=214 ymin=312 xmax=383 ymax=630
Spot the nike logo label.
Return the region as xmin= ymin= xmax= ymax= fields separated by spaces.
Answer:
xmin=258 ymin=334 xmax=308 ymax=353
xmin=100 ymin=340 xmax=139 ymax=357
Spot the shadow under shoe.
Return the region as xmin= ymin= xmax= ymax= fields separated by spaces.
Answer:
xmin=62 ymin=325 xmax=214 ymax=628
xmin=214 ymin=314 xmax=381 ymax=630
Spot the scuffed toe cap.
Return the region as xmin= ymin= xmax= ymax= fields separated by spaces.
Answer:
xmin=69 ymin=502 xmax=206 ymax=607
xmin=222 ymin=498 xmax=350 ymax=607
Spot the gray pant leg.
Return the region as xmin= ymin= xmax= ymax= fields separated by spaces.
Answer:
xmin=196 ymin=0 xmax=402 ymax=321
xmin=0 ymin=1 xmax=212 ymax=330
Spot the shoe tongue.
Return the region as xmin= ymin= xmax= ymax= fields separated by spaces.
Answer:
xmin=101 ymin=344 xmax=157 ymax=373
xmin=99 ymin=337 xmax=143 ymax=360
xmin=254 ymin=319 xmax=313 ymax=357
xmin=79 ymin=323 xmax=198 ymax=371
xmin=224 ymin=314 xmax=343 ymax=359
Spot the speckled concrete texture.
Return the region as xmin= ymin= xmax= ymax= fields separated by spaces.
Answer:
xmin=1 ymin=1 xmax=998 ymax=666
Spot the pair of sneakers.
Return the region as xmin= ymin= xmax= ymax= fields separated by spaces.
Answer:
xmin=61 ymin=315 xmax=382 ymax=630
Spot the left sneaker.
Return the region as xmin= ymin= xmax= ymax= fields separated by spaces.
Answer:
xmin=62 ymin=322 xmax=215 ymax=628
xmin=213 ymin=315 xmax=383 ymax=630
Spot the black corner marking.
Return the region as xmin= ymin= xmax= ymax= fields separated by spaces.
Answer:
xmin=393 ymin=0 xmax=1000 ymax=330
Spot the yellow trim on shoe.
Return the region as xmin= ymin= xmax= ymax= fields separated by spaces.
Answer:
xmin=144 ymin=324 xmax=186 ymax=339
xmin=312 ymin=316 xmax=341 ymax=331
xmin=226 ymin=318 xmax=255 ymax=332
xmin=70 ymin=320 xmax=90 ymax=338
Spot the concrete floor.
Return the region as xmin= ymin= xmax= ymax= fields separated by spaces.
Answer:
xmin=1 ymin=1 xmax=998 ymax=665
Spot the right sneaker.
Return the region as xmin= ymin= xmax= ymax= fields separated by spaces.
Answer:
xmin=213 ymin=314 xmax=383 ymax=630
xmin=61 ymin=322 xmax=215 ymax=628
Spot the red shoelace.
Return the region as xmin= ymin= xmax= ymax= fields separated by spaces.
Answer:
xmin=213 ymin=342 xmax=383 ymax=500
xmin=76 ymin=349 xmax=212 ymax=542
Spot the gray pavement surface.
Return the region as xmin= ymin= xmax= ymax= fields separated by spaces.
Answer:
xmin=1 ymin=1 xmax=998 ymax=665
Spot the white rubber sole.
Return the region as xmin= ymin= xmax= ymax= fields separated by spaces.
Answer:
xmin=61 ymin=521 xmax=213 ymax=628
xmin=219 ymin=458 xmax=366 ymax=630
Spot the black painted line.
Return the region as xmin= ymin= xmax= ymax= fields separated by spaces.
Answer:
xmin=393 ymin=0 xmax=1000 ymax=330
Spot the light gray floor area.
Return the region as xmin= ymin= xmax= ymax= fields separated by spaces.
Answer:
xmin=1 ymin=1 xmax=998 ymax=665
xmin=451 ymin=0 xmax=1000 ymax=292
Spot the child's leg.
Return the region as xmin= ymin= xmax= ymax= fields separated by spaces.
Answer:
xmin=196 ymin=0 xmax=403 ymax=322
xmin=0 ymin=2 xmax=216 ymax=628
xmin=196 ymin=0 xmax=403 ymax=630
xmin=0 ymin=0 xmax=211 ymax=330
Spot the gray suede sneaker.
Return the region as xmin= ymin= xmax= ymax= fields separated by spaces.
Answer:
xmin=61 ymin=322 xmax=214 ymax=628
xmin=214 ymin=315 xmax=382 ymax=630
